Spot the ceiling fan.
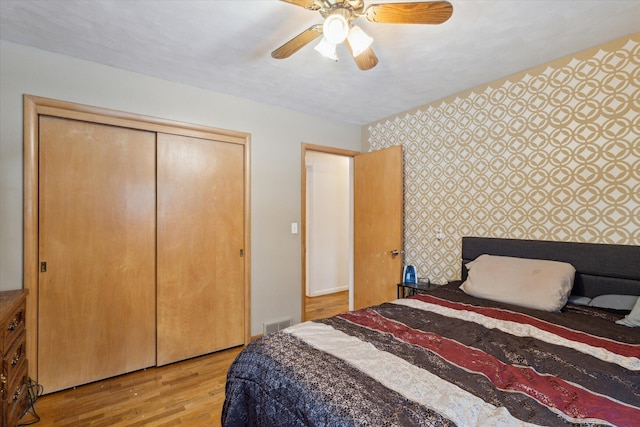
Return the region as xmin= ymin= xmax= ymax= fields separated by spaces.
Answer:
xmin=272 ymin=0 xmax=453 ymax=71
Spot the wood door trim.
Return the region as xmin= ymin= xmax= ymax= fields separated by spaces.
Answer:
xmin=301 ymin=143 xmax=360 ymax=322
xmin=23 ymin=96 xmax=39 ymax=380
xmin=23 ymin=95 xmax=252 ymax=380
xmin=28 ymin=95 xmax=248 ymax=144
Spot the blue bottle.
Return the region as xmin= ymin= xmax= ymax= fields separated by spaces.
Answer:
xmin=403 ymin=265 xmax=417 ymax=284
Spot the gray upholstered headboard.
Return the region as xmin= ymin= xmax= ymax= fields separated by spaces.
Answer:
xmin=461 ymin=237 xmax=640 ymax=298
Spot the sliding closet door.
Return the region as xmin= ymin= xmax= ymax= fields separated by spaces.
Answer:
xmin=156 ymin=134 xmax=245 ymax=366
xmin=38 ymin=116 xmax=156 ymax=393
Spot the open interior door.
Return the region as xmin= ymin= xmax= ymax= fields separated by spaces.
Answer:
xmin=353 ymin=145 xmax=403 ymax=310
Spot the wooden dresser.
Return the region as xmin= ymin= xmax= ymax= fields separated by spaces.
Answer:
xmin=0 ymin=290 xmax=27 ymax=427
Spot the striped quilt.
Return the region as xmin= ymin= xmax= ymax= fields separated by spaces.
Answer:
xmin=222 ymin=283 xmax=640 ymax=426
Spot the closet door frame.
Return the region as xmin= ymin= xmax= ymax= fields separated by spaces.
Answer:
xmin=23 ymin=94 xmax=252 ymax=380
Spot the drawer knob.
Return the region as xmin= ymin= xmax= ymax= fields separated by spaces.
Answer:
xmin=11 ymin=352 xmax=21 ymax=366
xmin=13 ymin=384 xmax=22 ymax=400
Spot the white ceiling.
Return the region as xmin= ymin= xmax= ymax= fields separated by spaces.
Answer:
xmin=1 ymin=0 xmax=638 ymax=125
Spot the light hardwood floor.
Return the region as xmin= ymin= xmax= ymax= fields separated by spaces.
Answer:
xmin=21 ymin=291 xmax=349 ymax=427
xmin=304 ymin=290 xmax=349 ymax=321
xmin=20 ymin=346 xmax=243 ymax=427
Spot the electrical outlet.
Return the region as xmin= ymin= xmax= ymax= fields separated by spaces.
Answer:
xmin=436 ymin=227 xmax=443 ymax=241
xmin=291 ymin=222 xmax=298 ymax=234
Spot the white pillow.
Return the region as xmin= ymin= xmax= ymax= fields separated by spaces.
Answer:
xmin=460 ymin=254 xmax=576 ymax=312
xmin=589 ymin=294 xmax=638 ymax=311
xmin=616 ymin=297 xmax=640 ymax=327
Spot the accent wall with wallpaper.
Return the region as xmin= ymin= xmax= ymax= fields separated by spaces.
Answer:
xmin=364 ymin=33 xmax=639 ymax=284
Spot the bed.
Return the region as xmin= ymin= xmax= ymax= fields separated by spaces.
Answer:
xmin=222 ymin=237 xmax=640 ymax=426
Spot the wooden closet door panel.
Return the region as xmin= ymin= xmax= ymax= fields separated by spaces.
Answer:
xmin=157 ymin=134 xmax=245 ymax=366
xmin=38 ymin=116 xmax=157 ymax=393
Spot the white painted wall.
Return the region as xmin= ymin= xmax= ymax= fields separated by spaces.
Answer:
xmin=305 ymin=152 xmax=350 ymax=297
xmin=0 ymin=40 xmax=362 ymax=336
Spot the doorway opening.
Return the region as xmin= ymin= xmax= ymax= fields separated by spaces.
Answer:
xmin=301 ymin=144 xmax=360 ymax=322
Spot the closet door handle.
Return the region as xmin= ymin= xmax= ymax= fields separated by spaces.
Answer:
xmin=390 ymin=250 xmax=403 ymax=256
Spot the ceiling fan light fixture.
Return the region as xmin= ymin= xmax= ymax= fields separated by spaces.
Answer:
xmin=314 ymin=37 xmax=338 ymax=61
xmin=273 ymin=0 xmax=454 ymax=71
xmin=322 ymin=12 xmax=349 ymax=44
xmin=347 ymin=25 xmax=373 ymax=57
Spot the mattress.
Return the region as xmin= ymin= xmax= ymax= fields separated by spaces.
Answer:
xmin=222 ymin=282 xmax=640 ymax=426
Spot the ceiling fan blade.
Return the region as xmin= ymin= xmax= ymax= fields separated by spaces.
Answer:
xmin=271 ymin=25 xmax=323 ymax=59
xmin=345 ymin=40 xmax=379 ymax=71
xmin=364 ymin=1 xmax=453 ymax=24
xmin=279 ymin=0 xmax=321 ymax=10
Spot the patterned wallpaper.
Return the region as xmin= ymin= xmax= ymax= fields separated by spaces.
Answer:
xmin=366 ymin=34 xmax=639 ymax=284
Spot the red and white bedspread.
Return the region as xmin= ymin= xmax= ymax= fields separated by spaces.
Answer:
xmin=222 ymin=283 xmax=640 ymax=426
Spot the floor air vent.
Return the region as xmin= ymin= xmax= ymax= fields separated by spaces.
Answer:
xmin=263 ymin=318 xmax=292 ymax=335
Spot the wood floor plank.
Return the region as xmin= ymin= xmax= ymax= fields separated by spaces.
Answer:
xmin=22 ymin=293 xmax=346 ymax=426
xmin=304 ymin=290 xmax=349 ymax=321
xmin=22 ymin=346 xmax=243 ymax=427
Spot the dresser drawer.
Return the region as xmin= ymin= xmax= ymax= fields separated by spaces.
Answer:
xmin=0 ymin=290 xmax=28 ymax=427
xmin=0 ymin=301 xmax=25 ymax=356
xmin=3 ymin=357 xmax=28 ymax=427
xmin=2 ymin=330 xmax=26 ymax=392
xmin=4 ymin=386 xmax=28 ymax=427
